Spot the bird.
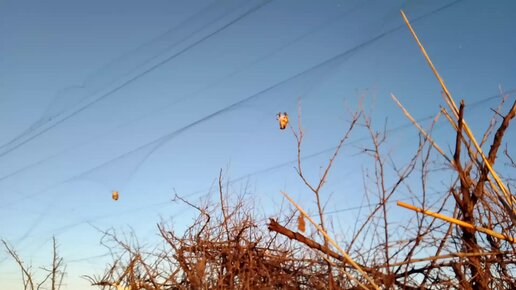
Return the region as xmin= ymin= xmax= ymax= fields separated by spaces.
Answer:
xmin=112 ymin=190 xmax=119 ymax=201
xmin=277 ymin=112 xmax=288 ymax=130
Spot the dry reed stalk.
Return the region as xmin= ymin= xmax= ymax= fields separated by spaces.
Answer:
xmin=400 ymin=10 xmax=514 ymax=212
xmin=397 ymin=201 xmax=515 ymax=243
xmin=280 ymin=191 xmax=380 ymax=290
xmin=390 ymin=94 xmax=449 ymax=162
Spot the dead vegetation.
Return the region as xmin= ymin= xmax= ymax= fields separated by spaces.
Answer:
xmin=84 ymin=178 xmax=342 ymax=289
xmin=4 ymin=10 xmax=515 ymax=290
xmin=2 ymin=237 xmax=66 ymax=290
xmin=85 ymin=78 xmax=515 ymax=289
xmin=84 ymin=11 xmax=515 ymax=290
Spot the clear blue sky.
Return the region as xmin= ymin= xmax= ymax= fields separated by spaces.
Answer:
xmin=0 ymin=1 xmax=515 ymax=289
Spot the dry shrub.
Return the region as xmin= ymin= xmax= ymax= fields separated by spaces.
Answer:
xmin=86 ymin=100 xmax=515 ymax=290
xmin=86 ymin=11 xmax=516 ymax=290
xmin=266 ymin=12 xmax=516 ymax=290
xmin=87 ymin=72 xmax=515 ymax=290
xmin=85 ymin=176 xmax=341 ymax=289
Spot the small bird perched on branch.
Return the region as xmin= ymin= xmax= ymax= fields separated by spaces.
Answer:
xmin=277 ymin=112 xmax=288 ymax=130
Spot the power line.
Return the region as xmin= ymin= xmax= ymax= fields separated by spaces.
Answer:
xmin=0 ymin=0 xmax=246 ymax=151
xmin=3 ymin=5 xmax=490 ymax=256
xmin=226 ymin=88 xmax=515 ymax=186
xmin=1 ymin=0 xmax=472 ymax=254
xmin=2 ymin=0 xmax=468 ymax=197
xmin=0 ymin=0 xmax=274 ymax=159
xmin=0 ymin=1 xmax=364 ymax=184
xmin=0 ymin=9 xmax=384 ymax=208
xmin=0 ymin=2 xmax=386 ymax=253
xmin=7 ymin=91 xmax=503 ymax=269
xmin=15 ymin=86 xmax=506 ymax=245
xmin=3 ymin=0 xmax=467 ymax=209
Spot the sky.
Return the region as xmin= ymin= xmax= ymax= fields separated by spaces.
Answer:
xmin=0 ymin=0 xmax=515 ymax=289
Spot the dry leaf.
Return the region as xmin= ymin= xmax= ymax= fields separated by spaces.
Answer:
xmin=297 ymin=212 xmax=306 ymax=232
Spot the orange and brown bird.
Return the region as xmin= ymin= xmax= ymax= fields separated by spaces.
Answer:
xmin=277 ymin=112 xmax=288 ymax=130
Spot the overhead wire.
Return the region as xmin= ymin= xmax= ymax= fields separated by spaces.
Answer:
xmin=221 ymin=89 xmax=516 ymax=186
xmin=127 ymin=88 xmax=513 ymax=222
xmin=2 ymin=0 xmax=473 ymax=259
xmin=0 ymin=0 xmax=247 ymax=151
xmin=0 ymin=0 xmax=274 ymax=262
xmin=10 ymin=0 xmax=513 ymax=271
xmin=0 ymin=2 xmax=479 ymax=257
xmin=0 ymin=0 xmax=274 ymax=159
xmin=3 ymin=0 xmax=466 ymax=209
xmin=0 ymin=1 xmax=378 ymax=256
xmin=6 ymin=87 xmax=506 ymax=259
xmin=0 ymin=0 xmax=367 ymax=184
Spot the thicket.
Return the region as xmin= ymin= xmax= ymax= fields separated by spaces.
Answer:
xmin=3 ymin=10 xmax=515 ymax=290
